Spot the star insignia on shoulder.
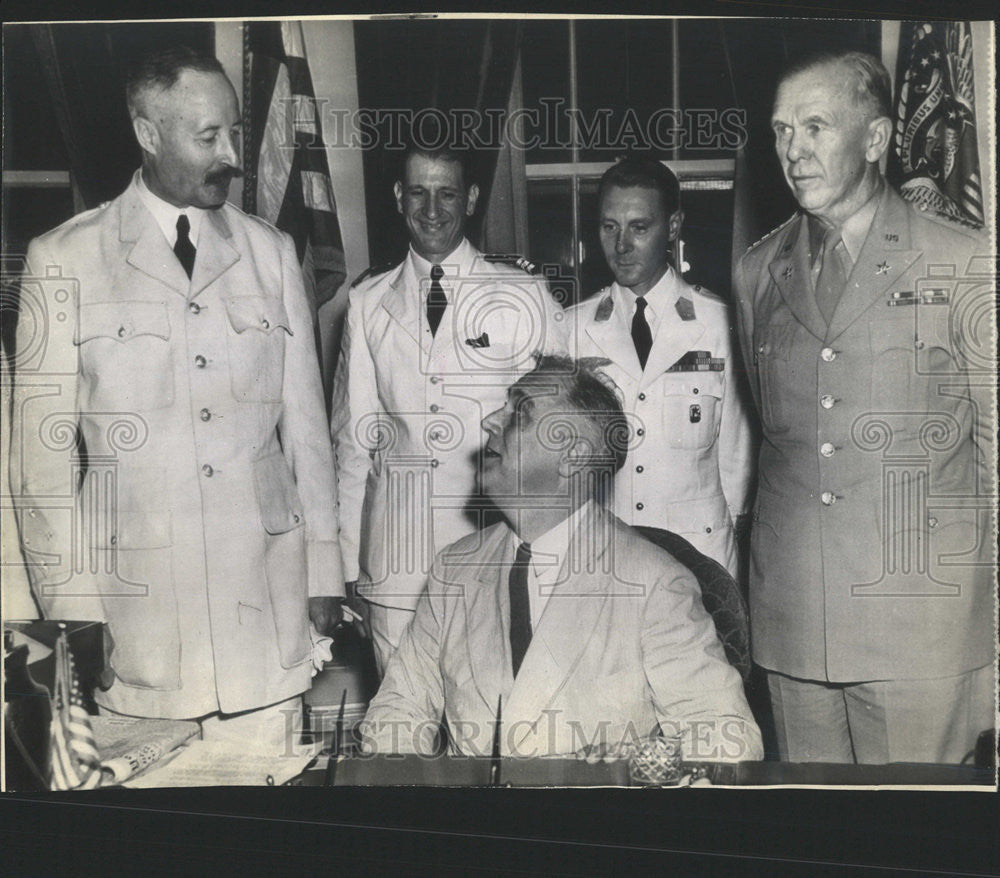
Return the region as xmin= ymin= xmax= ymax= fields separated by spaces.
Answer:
xmin=876 ymin=260 xmax=890 ymax=275
xmin=782 ymin=265 xmax=793 ymax=279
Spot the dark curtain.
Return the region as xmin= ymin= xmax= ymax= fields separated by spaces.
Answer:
xmin=353 ymin=19 xmax=523 ymax=268
xmin=27 ymin=22 xmax=214 ymax=210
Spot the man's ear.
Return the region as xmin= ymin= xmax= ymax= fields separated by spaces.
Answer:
xmin=465 ymin=183 xmax=480 ymax=216
xmin=865 ymin=116 xmax=892 ymax=164
xmin=393 ymin=181 xmax=404 ymax=215
xmin=667 ymin=208 xmax=684 ymax=242
xmin=132 ymin=116 xmax=159 ymax=156
xmin=558 ymin=437 xmax=593 ymax=478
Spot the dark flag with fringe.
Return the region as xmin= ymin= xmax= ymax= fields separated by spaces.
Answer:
xmin=243 ymin=21 xmax=347 ymax=314
xmin=888 ymin=21 xmax=984 ymax=229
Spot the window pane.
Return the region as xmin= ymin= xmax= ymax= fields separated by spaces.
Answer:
xmin=526 ymin=179 xmax=579 ymax=307
xmin=520 ymin=20 xmax=572 ymax=165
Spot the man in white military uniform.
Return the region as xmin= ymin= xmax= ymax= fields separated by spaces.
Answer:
xmin=10 ymin=48 xmax=344 ymax=752
xmin=331 ymin=146 xmax=566 ymax=671
xmin=565 ymin=157 xmax=753 ymax=575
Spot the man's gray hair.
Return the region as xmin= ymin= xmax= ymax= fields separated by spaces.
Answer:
xmin=780 ymin=50 xmax=892 ymax=120
xmin=126 ymin=45 xmax=227 ymax=119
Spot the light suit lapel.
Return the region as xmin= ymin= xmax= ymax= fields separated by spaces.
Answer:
xmin=640 ymin=282 xmax=706 ymax=387
xmin=826 ymin=187 xmax=921 ymax=342
xmin=381 ymin=259 xmax=429 ymax=351
xmin=120 ymin=186 xmax=190 ymax=295
xmin=584 ymin=289 xmax=643 ymax=381
xmin=505 ymin=504 xmax=613 ymax=753
xmin=767 ymin=216 xmax=828 ymax=342
xmin=188 ymin=208 xmax=240 ymax=300
xmin=461 ymin=528 xmax=514 ymax=714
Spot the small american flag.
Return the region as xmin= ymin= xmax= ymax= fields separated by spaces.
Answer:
xmin=49 ymin=630 xmax=102 ymax=790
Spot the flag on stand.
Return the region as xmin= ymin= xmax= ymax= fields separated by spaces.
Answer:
xmin=49 ymin=630 xmax=102 ymax=790
xmin=888 ymin=21 xmax=984 ymax=229
xmin=243 ymin=21 xmax=347 ymax=316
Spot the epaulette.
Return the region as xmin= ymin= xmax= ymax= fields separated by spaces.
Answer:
xmin=745 ymin=213 xmax=798 ymax=253
xmin=350 ymin=262 xmax=395 ymax=288
xmin=484 ymin=253 xmax=538 ymax=275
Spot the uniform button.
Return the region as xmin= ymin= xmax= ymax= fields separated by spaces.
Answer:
xmin=636 ymin=428 xmax=645 ymax=437
xmin=293 ymin=514 xmax=301 ymax=524
xmin=110 ymin=535 xmax=118 ymax=545
xmin=692 ymin=388 xmax=699 ymax=395
xmin=820 ymin=442 xmax=835 ymax=458
xmin=430 ymin=459 xmax=439 ymax=468
xmin=635 ymin=465 xmax=644 ymax=473
xmin=261 ymin=318 xmax=270 ymax=329
xmin=820 ymin=395 xmax=835 ymax=409
xmin=821 ymin=491 xmax=837 ymax=506
xmin=928 ymin=516 xmax=938 ymax=528
xmin=188 ymin=302 xmax=201 ymax=315
xmin=429 ymin=404 xmax=440 ymax=413
xmin=636 ymin=503 xmax=644 ymax=511
xmin=429 ymin=431 xmax=442 ymax=441
xmin=200 ymin=408 xmax=212 ymax=422
xmin=705 ymin=527 xmax=712 ymax=534
xmin=430 ymin=376 xmax=440 ymax=384
xmin=202 ymin=464 xmax=214 ymax=477
xmin=821 ymin=347 xmax=836 ymax=362
xmin=194 ymin=355 xmax=207 ymax=368
xmin=915 ymin=339 xmax=925 ymax=350
xmin=117 ymin=325 xmax=127 ymax=338
xmin=637 ymin=393 xmax=646 ymax=401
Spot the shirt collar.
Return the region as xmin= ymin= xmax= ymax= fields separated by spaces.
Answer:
xmin=525 ymin=499 xmax=594 ymax=581
xmin=613 ymin=263 xmax=677 ymax=328
xmin=135 ymin=169 xmax=206 ymax=249
xmin=808 ymin=179 xmax=884 ymax=266
xmin=407 ymin=238 xmax=475 ymax=287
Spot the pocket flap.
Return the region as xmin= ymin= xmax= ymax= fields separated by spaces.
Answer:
xmin=224 ymin=296 xmax=293 ymax=336
xmin=253 ymin=452 xmax=305 ymax=534
xmin=76 ymin=302 xmax=171 ymax=345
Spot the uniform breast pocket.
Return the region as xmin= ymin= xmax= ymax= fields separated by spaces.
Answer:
xmin=223 ymin=295 xmax=292 ymax=403
xmin=868 ymin=311 xmax=957 ymax=412
xmin=661 ymin=377 xmax=722 ymax=450
xmin=76 ymin=302 xmax=174 ymax=412
xmin=755 ymin=318 xmax=796 ymax=433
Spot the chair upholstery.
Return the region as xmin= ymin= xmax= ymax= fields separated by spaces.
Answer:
xmin=633 ymin=526 xmax=752 ymax=682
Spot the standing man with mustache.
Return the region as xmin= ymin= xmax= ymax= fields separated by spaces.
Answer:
xmin=10 ymin=46 xmax=344 ymax=753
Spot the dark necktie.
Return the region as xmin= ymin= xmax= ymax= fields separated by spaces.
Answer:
xmin=814 ymin=227 xmax=848 ymax=326
xmin=426 ymin=264 xmax=447 ymax=337
xmin=508 ymin=542 xmax=532 ymax=678
xmin=631 ymin=296 xmax=653 ymax=370
xmin=174 ymin=214 xmax=196 ymax=279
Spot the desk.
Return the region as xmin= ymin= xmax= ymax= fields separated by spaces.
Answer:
xmin=295 ymin=754 xmax=995 ymax=787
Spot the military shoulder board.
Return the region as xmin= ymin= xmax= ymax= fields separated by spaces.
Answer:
xmin=745 ymin=213 xmax=798 ymax=253
xmin=667 ymin=350 xmax=725 ymax=372
xmin=484 ymin=253 xmax=538 ymax=275
xmin=350 ymin=262 xmax=395 ymax=288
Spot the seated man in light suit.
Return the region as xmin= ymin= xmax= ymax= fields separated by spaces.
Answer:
xmin=565 ymin=157 xmax=753 ymax=577
xmin=361 ymin=355 xmax=763 ymax=760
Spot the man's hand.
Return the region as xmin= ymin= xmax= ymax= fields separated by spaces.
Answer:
xmin=342 ymin=581 xmax=371 ymax=640
xmin=308 ymin=596 xmax=344 ymax=637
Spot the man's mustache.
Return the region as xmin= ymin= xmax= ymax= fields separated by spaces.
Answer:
xmin=205 ymin=166 xmax=244 ymax=186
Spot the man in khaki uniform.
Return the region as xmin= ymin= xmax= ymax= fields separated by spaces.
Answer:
xmin=734 ymin=51 xmax=994 ymax=763
xmin=10 ymin=47 xmax=344 ymax=751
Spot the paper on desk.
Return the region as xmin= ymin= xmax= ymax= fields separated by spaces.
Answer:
xmin=124 ymin=740 xmax=319 ymax=788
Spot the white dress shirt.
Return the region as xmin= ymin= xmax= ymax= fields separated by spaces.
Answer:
xmin=135 ymin=169 xmax=206 ymax=249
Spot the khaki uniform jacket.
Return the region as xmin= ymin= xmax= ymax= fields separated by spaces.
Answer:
xmin=10 ymin=175 xmax=343 ymax=718
xmin=330 ymin=240 xmax=567 ymax=611
xmin=565 ymin=272 xmax=754 ymax=576
xmin=361 ymin=502 xmax=763 ymax=760
xmin=734 ymin=186 xmax=995 ymax=682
